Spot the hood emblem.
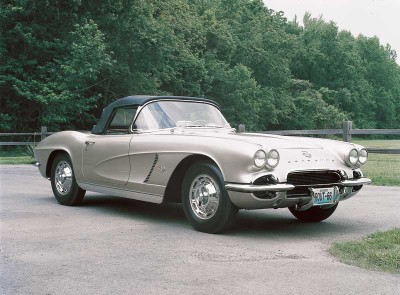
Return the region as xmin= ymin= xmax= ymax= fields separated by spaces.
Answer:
xmin=301 ymin=151 xmax=312 ymax=158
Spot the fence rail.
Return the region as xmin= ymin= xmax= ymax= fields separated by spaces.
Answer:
xmin=367 ymin=148 xmax=400 ymax=154
xmin=1 ymin=142 xmax=38 ymax=146
xmin=1 ymin=122 xmax=399 ymax=154
xmin=0 ymin=126 xmax=54 ymax=146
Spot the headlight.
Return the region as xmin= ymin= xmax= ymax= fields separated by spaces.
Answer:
xmin=358 ymin=148 xmax=368 ymax=165
xmin=253 ymin=150 xmax=267 ymax=168
xmin=266 ymin=149 xmax=280 ymax=168
xmin=348 ymin=148 xmax=358 ymax=165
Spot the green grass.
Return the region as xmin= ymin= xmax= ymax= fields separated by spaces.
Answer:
xmin=0 ymin=149 xmax=35 ymax=165
xmin=330 ymin=228 xmax=400 ymax=273
xmin=353 ymin=140 xmax=400 ymax=186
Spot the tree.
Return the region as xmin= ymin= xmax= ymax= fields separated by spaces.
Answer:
xmin=1 ymin=0 xmax=399 ymax=132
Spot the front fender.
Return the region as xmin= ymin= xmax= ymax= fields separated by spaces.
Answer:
xmin=34 ymin=131 xmax=89 ymax=180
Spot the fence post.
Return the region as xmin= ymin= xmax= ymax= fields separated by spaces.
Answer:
xmin=41 ymin=126 xmax=48 ymax=141
xmin=343 ymin=121 xmax=352 ymax=142
xmin=238 ymin=124 xmax=245 ymax=133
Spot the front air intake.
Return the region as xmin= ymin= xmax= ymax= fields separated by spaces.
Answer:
xmin=286 ymin=170 xmax=342 ymax=197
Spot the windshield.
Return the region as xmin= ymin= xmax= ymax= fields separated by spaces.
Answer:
xmin=133 ymin=101 xmax=230 ymax=131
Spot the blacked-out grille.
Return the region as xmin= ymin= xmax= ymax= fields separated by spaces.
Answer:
xmin=286 ymin=170 xmax=342 ymax=197
xmin=287 ymin=171 xmax=341 ymax=186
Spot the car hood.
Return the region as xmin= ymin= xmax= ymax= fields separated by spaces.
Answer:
xmin=228 ymin=132 xmax=327 ymax=149
xmin=175 ymin=129 xmax=338 ymax=149
xmin=144 ymin=128 xmax=359 ymax=151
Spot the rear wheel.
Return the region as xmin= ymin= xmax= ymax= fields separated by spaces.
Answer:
xmin=50 ymin=153 xmax=85 ymax=206
xmin=289 ymin=203 xmax=338 ymax=222
xmin=182 ymin=162 xmax=238 ymax=233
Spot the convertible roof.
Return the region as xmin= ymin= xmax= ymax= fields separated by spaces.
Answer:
xmin=91 ymin=95 xmax=219 ymax=134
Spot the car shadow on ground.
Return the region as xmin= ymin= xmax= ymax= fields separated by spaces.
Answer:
xmin=232 ymin=210 xmax=350 ymax=238
xmin=81 ymin=194 xmax=186 ymax=223
xmin=69 ymin=193 xmax=369 ymax=239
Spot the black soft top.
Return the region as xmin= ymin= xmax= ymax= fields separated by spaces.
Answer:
xmin=91 ymin=95 xmax=219 ymax=134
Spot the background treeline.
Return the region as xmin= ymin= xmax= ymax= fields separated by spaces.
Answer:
xmin=1 ymin=0 xmax=399 ymax=132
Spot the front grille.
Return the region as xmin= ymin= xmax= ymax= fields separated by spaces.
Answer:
xmin=286 ymin=170 xmax=342 ymax=197
xmin=287 ymin=170 xmax=341 ymax=186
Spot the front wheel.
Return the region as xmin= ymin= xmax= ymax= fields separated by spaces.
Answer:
xmin=182 ymin=162 xmax=238 ymax=234
xmin=289 ymin=203 xmax=338 ymax=222
xmin=50 ymin=153 xmax=86 ymax=206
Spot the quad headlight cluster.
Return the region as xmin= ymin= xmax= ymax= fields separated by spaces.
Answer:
xmin=347 ymin=148 xmax=368 ymax=166
xmin=253 ymin=149 xmax=280 ymax=169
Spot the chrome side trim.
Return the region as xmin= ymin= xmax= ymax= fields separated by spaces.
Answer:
xmin=342 ymin=177 xmax=371 ymax=186
xmin=77 ymin=181 xmax=163 ymax=204
xmin=225 ymin=183 xmax=295 ymax=192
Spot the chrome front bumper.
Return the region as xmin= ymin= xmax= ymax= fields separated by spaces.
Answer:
xmin=225 ymin=177 xmax=371 ymax=193
xmin=341 ymin=178 xmax=372 ymax=186
xmin=225 ymin=183 xmax=295 ymax=192
xmin=224 ymin=177 xmax=372 ymax=209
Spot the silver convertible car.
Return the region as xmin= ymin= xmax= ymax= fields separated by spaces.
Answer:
xmin=34 ymin=95 xmax=371 ymax=233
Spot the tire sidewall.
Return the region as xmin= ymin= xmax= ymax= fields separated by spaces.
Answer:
xmin=289 ymin=203 xmax=338 ymax=222
xmin=50 ymin=153 xmax=82 ymax=206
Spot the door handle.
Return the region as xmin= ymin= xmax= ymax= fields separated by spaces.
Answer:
xmin=84 ymin=141 xmax=95 ymax=150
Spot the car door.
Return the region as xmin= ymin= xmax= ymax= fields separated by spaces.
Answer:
xmin=82 ymin=107 xmax=137 ymax=187
xmin=124 ymin=101 xmax=182 ymax=197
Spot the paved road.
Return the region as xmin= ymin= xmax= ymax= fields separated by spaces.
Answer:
xmin=1 ymin=165 xmax=399 ymax=295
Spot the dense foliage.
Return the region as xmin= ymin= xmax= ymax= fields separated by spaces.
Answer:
xmin=1 ymin=0 xmax=399 ymax=132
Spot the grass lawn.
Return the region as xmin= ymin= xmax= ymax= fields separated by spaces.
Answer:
xmin=0 ymin=148 xmax=36 ymax=165
xmin=330 ymin=228 xmax=400 ymax=273
xmin=352 ymin=140 xmax=400 ymax=186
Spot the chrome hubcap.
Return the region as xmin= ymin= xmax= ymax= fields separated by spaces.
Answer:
xmin=55 ymin=161 xmax=73 ymax=195
xmin=189 ymin=174 xmax=220 ymax=219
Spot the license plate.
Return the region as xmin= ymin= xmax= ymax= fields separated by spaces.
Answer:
xmin=311 ymin=187 xmax=338 ymax=206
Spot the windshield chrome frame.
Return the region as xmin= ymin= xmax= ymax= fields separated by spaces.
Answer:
xmin=129 ymin=99 xmax=226 ymax=134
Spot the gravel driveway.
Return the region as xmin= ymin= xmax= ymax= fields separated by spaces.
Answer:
xmin=1 ymin=165 xmax=399 ymax=294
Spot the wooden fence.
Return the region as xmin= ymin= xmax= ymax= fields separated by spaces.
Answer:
xmin=1 ymin=121 xmax=400 ymax=154
xmin=0 ymin=127 xmax=53 ymax=146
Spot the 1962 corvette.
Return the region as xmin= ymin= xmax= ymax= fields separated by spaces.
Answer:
xmin=34 ymin=95 xmax=371 ymax=233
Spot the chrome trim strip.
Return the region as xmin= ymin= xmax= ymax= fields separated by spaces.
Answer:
xmin=77 ymin=181 xmax=163 ymax=204
xmin=225 ymin=183 xmax=295 ymax=192
xmin=342 ymin=177 xmax=371 ymax=186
